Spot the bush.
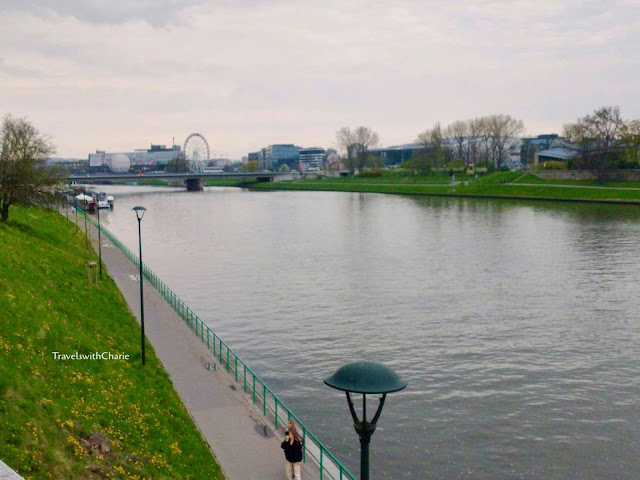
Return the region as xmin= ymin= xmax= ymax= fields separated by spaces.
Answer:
xmin=444 ymin=161 xmax=466 ymax=174
xmin=532 ymin=161 xmax=567 ymax=170
xmin=617 ymin=158 xmax=639 ymax=169
xmin=357 ymin=170 xmax=383 ymax=178
xmin=475 ymin=162 xmax=496 ymax=172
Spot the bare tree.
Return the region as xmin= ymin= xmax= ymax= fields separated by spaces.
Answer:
xmin=446 ymin=120 xmax=470 ymax=165
xmin=468 ymin=117 xmax=487 ymax=166
xmin=621 ymin=119 xmax=640 ymax=164
xmin=0 ymin=115 xmax=61 ymax=221
xmin=587 ymin=106 xmax=624 ymax=150
xmin=336 ymin=126 xmax=380 ymax=173
xmin=563 ymin=106 xmax=625 ymax=178
xmin=485 ymin=114 xmax=524 ymax=169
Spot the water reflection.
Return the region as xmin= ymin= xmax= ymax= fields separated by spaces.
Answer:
xmin=97 ymin=186 xmax=640 ymax=479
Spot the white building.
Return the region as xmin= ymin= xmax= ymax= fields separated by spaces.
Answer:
xmin=299 ymin=147 xmax=326 ymax=171
xmin=89 ymin=144 xmax=182 ymax=172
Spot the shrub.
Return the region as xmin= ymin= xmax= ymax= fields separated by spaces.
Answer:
xmin=616 ymin=158 xmax=639 ymax=169
xmin=532 ymin=161 xmax=567 ymax=170
xmin=357 ymin=170 xmax=383 ymax=178
xmin=444 ymin=161 xmax=466 ymax=174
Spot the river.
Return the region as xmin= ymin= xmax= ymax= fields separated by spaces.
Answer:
xmin=94 ymin=185 xmax=640 ymax=479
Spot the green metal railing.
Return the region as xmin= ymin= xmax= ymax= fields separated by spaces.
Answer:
xmin=77 ymin=208 xmax=356 ymax=480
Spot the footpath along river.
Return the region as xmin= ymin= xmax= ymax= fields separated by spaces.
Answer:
xmin=95 ymin=185 xmax=639 ymax=479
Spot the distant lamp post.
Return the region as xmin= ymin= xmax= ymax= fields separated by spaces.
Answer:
xmin=132 ymin=206 xmax=147 ymax=366
xmin=83 ymin=197 xmax=89 ymax=245
xmin=324 ymin=362 xmax=407 ymax=480
xmin=97 ymin=202 xmax=102 ymax=277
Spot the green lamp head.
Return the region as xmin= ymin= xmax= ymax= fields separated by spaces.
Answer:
xmin=132 ymin=206 xmax=146 ymax=220
xmin=324 ymin=361 xmax=407 ymax=394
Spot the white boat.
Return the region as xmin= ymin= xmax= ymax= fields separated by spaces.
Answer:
xmin=88 ymin=189 xmax=112 ymax=209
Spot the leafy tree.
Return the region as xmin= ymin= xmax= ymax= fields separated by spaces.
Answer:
xmin=0 ymin=115 xmax=62 ymax=222
xmin=165 ymin=156 xmax=189 ymax=172
xmin=411 ymin=123 xmax=452 ymax=173
xmin=278 ymin=164 xmax=291 ymax=172
xmin=336 ymin=126 xmax=380 ymax=174
xmin=241 ymin=161 xmax=259 ymax=172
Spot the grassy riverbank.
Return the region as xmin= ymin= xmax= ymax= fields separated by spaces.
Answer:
xmin=0 ymin=206 xmax=223 ymax=479
xmin=249 ymin=171 xmax=640 ymax=203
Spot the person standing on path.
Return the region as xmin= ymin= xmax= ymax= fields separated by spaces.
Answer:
xmin=281 ymin=419 xmax=304 ymax=480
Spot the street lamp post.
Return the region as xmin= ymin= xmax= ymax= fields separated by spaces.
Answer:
xmin=132 ymin=206 xmax=147 ymax=366
xmin=324 ymin=362 xmax=407 ymax=480
xmin=83 ymin=197 xmax=89 ymax=246
xmin=97 ymin=202 xmax=102 ymax=277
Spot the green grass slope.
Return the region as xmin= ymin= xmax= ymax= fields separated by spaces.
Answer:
xmin=250 ymin=172 xmax=640 ymax=203
xmin=0 ymin=206 xmax=223 ymax=480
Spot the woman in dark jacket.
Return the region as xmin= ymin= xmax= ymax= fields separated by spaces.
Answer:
xmin=281 ymin=419 xmax=304 ymax=479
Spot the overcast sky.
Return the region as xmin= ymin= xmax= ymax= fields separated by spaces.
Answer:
xmin=1 ymin=0 xmax=638 ymax=159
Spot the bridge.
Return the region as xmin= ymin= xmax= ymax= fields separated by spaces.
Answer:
xmin=66 ymin=171 xmax=291 ymax=191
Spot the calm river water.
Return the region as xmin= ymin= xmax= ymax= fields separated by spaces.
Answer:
xmin=97 ymin=185 xmax=639 ymax=479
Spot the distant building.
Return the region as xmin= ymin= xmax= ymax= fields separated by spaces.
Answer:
xmin=299 ymin=147 xmax=326 ymax=171
xmin=46 ymin=157 xmax=89 ymax=174
xmin=520 ymin=135 xmax=559 ymax=164
xmin=257 ymin=148 xmax=268 ymax=170
xmin=266 ymin=144 xmax=299 ymax=170
xmin=535 ymin=139 xmax=579 ymax=164
xmin=369 ymin=144 xmax=423 ymax=166
xmin=88 ymin=144 xmax=181 ymax=172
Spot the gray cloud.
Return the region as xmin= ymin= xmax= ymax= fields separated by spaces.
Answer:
xmin=0 ymin=0 xmax=203 ymax=25
xmin=0 ymin=0 xmax=638 ymax=158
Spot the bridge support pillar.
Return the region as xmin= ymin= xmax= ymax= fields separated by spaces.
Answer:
xmin=185 ymin=178 xmax=203 ymax=191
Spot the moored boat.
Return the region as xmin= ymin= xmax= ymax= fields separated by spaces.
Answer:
xmin=87 ymin=188 xmax=113 ymax=209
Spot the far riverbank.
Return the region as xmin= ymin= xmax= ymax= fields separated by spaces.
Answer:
xmin=246 ymin=171 xmax=640 ymax=204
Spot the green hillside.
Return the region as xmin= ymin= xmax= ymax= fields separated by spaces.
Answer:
xmin=0 ymin=206 xmax=223 ymax=479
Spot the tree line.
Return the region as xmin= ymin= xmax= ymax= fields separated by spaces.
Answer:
xmin=410 ymin=114 xmax=524 ymax=172
xmin=336 ymin=114 xmax=525 ymax=174
xmin=336 ymin=107 xmax=640 ymax=176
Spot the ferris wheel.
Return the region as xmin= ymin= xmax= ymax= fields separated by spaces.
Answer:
xmin=183 ymin=133 xmax=210 ymax=172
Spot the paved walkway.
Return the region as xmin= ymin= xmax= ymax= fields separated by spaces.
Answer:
xmin=73 ymin=209 xmax=320 ymax=480
xmin=0 ymin=460 xmax=23 ymax=480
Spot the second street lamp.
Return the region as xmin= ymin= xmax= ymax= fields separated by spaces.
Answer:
xmin=132 ymin=206 xmax=147 ymax=366
xmin=97 ymin=201 xmax=102 ymax=277
xmin=324 ymin=361 xmax=407 ymax=480
xmin=83 ymin=196 xmax=88 ymax=246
